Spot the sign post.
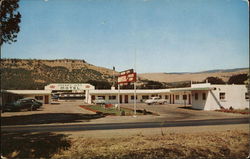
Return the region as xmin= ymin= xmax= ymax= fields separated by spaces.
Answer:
xmin=134 ymin=80 xmax=136 ymax=116
xmin=118 ymin=84 xmax=120 ymax=110
xmin=117 ymin=69 xmax=137 ymax=115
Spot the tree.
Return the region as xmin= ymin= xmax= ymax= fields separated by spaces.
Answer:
xmin=228 ymin=74 xmax=248 ymax=84
xmin=0 ymin=0 xmax=21 ymax=45
xmin=87 ymin=80 xmax=112 ymax=89
xmin=203 ymin=77 xmax=225 ymax=84
xmin=139 ymin=80 xmax=166 ymax=89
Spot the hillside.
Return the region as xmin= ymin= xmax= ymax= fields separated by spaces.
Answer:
xmin=1 ymin=59 xmax=248 ymax=90
xmin=139 ymin=68 xmax=249 ymax=83
xmin=1 ymin=59 xmax=118 ymax=90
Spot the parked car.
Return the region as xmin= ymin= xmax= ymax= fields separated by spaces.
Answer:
xmin=93 ymin=97 xmax=106 ymax=105
xmin=21 ymin=98 xmax=43 ymax=109
xmin=3 ymin=100 xmax=33 ymax=112
xmin=3 ymin=98 xmax=42 ymax=112
xmin=52 ymin=94 xmax=59 ymax=99
xmin=145 ymin=97 xmax=167 ymax=105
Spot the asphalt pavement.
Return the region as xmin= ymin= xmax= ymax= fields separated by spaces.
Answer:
xmin=2 ymin=117 xmax=249 ymax=133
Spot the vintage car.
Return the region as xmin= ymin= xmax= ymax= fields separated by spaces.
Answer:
xmin=145 ymin=97 xmax=167 ymax=105
xmin=93 ymin=97 xmax=106 ymax=105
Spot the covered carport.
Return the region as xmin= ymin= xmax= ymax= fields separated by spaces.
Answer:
xmin=4 ymin=90 xmax=52 ymax=104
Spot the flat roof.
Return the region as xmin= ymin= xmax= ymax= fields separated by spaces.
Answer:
xmin=170 ymin=87 xmax=214 ymax=92
xmin=89 ymin=89 xmax=171 ymax=95
xmin=5 ymin=90 xmax=52 ymax=95
xmin=89 ymin=87 xmax=215 ymax=95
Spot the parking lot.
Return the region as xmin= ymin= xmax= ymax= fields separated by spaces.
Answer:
xmin=1 ymin=101 xmax=248 ymax=126
xmin=1 ymin=101 xmax=102 ymax=126
xmin=121 ymin=103 xmax=248 ymax=121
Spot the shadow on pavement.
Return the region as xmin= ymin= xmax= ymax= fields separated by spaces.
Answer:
xmin=178 ymin=106 xmax=202 ymax=110
xmin=1 ymin=131 xmax=70 ymax=158
xmin=2 ymin=113 xmax=106 ymax=126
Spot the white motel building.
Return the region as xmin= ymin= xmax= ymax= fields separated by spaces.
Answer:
xmin=1 ymin=82 xmax=249 ymax=111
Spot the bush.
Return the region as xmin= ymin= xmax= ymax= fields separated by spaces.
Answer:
xmin=203 ymin=77 xmax=225 ymax=84
xmin=228 ymin=74 xmax=248 ymax=84
xmin=120 ymin=110 xmax=125 ymax=116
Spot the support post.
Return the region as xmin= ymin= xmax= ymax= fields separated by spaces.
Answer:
xmin=134 ymin=81 xmax=136 ymax=115
xmin=118 ymin=84 xmax=120 ymax=110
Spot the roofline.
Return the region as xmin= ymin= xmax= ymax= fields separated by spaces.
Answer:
xmin=170 ymin=87 xmax=215 ymax=92
xmin=4 ymin=90 xmax=52 ymax=95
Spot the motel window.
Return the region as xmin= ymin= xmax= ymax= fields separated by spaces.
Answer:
xmin=142 ymin=95 xmax=149 ymax=99
xmin=131 ymin=95 xmax=138 ymax=100
xmin=98 ymin=96 xmax=105 ymax=100
xmin=109 ymin=96 xmax=116 ymax=100
xmin=35 ymin=96 xmax=43 ymax=100
xmin=175 ymin=95 xmax=179 ymax=100
xmin=245 ymin=92 xmax=249 ymax=100
xmin=219 ymin=93 xmax=225 ymax=100
xmin=202 ymin=93 xmax=206 ymax=100
xmin=165 ymin=95 xmax=169 ymax=99
xmin=195 ymin=93 xmax=198 ymax=100
xmin=183 ymin=95 xmax=187 ymax=100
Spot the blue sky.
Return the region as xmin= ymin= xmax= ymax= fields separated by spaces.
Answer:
xmin=2 ymin=0 xmax=249 ymax=73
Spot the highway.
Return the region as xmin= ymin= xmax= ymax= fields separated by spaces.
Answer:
xmin=2 ymin=117 xmax=249 ymax=133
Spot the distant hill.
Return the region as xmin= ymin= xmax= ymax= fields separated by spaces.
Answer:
xmin=139 ymin=68 xmax=249 ymax=83
xmin=1 ymin=59 xmax=118 ymax=90
xmin=167 ymin=68 xmax=248 ymax=74
xmin=1 ymin=58 xmax=248 ymax=90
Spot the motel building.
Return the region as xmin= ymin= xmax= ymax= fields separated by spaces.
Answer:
xmin=87 ymin=83 xmax=249 ymax=110
xmin=0 ymin=83 xmax=249 ymax=111
xmin=87 ymin=88 xmax=192 ymax=106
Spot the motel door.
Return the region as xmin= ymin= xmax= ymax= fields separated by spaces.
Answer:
xmin=44 ymin=95 xmax=49 ymax=104
xmin=120 ymin=95 xmax=123 ymax=103
xmin=188 ymin=94 xmax=191 ymax=105
xmin=125 ymin=95 xmax=128 ymax=103
xmin=91 ymin=96 xmax=95 ymax=103
xmin=172 ymin=95 xmax=175 ymax=104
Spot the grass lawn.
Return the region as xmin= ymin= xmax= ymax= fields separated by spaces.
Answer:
xmin=234 ymin=109 xmax=250 ymax=113
xmin=3 ymin=130 xmax=248 ymax=159
xmin=216 ymin=108 xmax=250 ymax=114
xmin=52 ymin=130 xmax=249 ymax=159
xmin=82 ymin=105 xmax=144 ymax=116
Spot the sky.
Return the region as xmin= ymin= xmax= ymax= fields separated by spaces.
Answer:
xmin=2 ymin=0 xmax=249 ymax=73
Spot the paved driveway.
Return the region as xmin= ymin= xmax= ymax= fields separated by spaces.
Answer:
xmin=121 ymin=103 xmax=248 ymax=121
xmin=2 ymin=101 xmax=248 ymax=126
xmin=1 ymin=101 xmax=101 ymax=126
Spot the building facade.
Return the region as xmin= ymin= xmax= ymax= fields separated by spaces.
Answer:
xmin=190 ymin=83 xmax=249 ymax=110
xmin=1 ymin=83 xmax=248 ymax=111
xmin=87 ymin=83 xmax=249 ymax=110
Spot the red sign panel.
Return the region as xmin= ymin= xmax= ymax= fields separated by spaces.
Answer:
xmin=85 ymin=85 xmax=90 ymax=88
xmin=50 ymin=85 xmax=55 ymax=89
xmin=118 ymin=72 xmax=136 ymax=84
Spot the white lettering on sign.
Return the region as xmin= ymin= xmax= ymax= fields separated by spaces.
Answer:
xmin=118 ymin=72 xmax=136 ymax=84
xmin=46 ymin=83 xmax=93 ymax=91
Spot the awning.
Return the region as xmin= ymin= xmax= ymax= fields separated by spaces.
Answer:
xmin=170 ymin=87 xmax=214 ymax=92
xmin=5 ymin=90 xmax=52 ymax=95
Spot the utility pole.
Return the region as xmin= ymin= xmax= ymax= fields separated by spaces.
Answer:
xmin=133 ymin=49 xmax=137 ymax=116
